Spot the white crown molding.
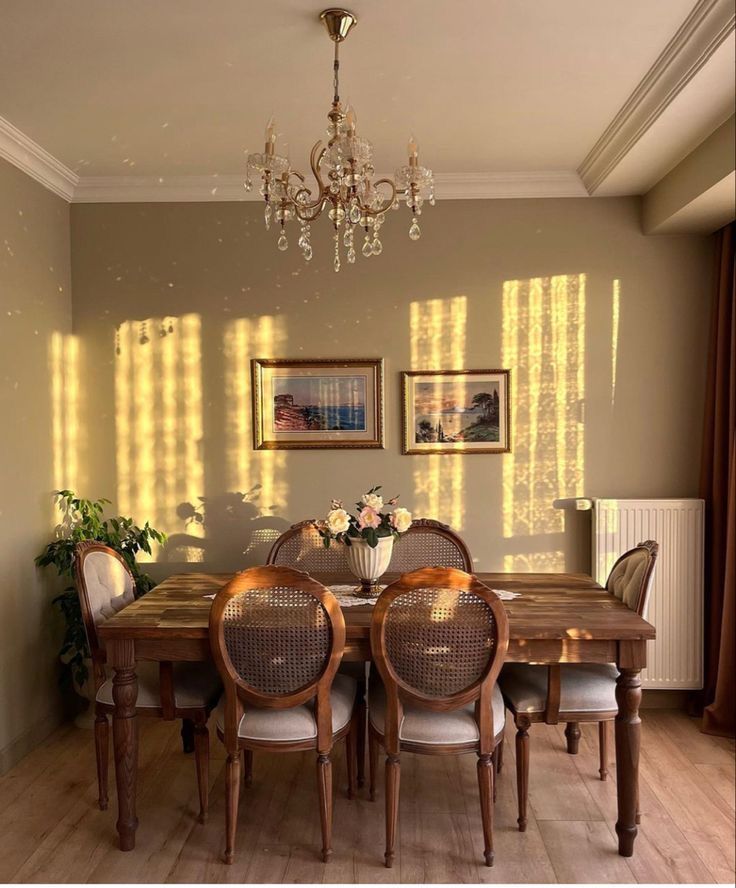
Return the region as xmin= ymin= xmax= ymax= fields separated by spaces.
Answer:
xmin=0 ymin=115 xmax=78 ymax=201
xmin=72 ymin=170 xmax=587 ymax=203
xmin=578 ymin=0 xmax=736 ymax=194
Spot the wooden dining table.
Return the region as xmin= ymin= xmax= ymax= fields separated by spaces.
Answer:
xmin=98 ymin=570 xmax=655 ymax=858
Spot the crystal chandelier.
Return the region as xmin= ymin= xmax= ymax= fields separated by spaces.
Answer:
xmin=245 ymin=8 xmax=434 ymax=272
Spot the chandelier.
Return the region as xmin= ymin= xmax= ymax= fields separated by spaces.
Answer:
xmin=245 ymin=8 xmax=434 ymax=272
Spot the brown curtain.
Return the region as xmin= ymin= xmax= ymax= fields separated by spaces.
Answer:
xmin=701 ymin=223 xmax=735 ymax=737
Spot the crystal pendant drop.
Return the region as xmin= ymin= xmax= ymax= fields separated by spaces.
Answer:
xmin=372 ymin=238 xmax=383 ymax=255
xmin=303 ymin=244 xmax=313 ymax=261
xmin=347 ymin=246 xmax=356 ymax=263
xmin=264 ymin=203 xmax=272 ymax=230
xmin=409 ymin=217 xmax=421 ymax=240
xmin=362 ymin=237 xmax=373 ymax=257
xmin=349 ymin=203 xmax=361 ymax=224
xmin=343 ymin=226 xmax=354 ymax=247
xmin=244 ymin=177 xmax=253 ymax=192
xmin=277 ymin=230 xmax=288 ymax=251
xmin=334 ymin=254 xmax=341 ymax=272
xmin=333 ymin=233 xmax=340 ymax=272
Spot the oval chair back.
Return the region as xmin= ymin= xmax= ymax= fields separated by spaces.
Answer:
xmin=73 ymin=541 xmax=137 ymax=672
xmin=606 ymin=540 xmax=659 ymax=618
xmin=266 ymin=520 xmax=349 ymax=575
xmin=370 ymin=567 xmax=508 ymax=755
xmin=387 ymin=518 xmax=473 ymax=573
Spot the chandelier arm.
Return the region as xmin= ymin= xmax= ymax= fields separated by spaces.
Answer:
xmin=360 ymin=177 xmax=397 ymax=216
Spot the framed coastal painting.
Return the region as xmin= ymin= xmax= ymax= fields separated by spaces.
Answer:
xmin=401 ymin=369 xmax=510 ymax=454
xmin=252 ymin=358 xmax=384 ymax=450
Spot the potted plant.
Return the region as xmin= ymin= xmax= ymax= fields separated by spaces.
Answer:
xmin=36 ymin=490 xmax=166 ymax=720
xmin=317 ymin=486 xmax=413 ymax=596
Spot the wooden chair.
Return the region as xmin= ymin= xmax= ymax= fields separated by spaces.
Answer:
xmin=266 ymin=519 xmax=349 ymax=574
xmin=499 ymin=540 xmax=659 ymax=831
xmin=368 ymin=567 xmax=509 ymax=868
xmin=73 ymin=541 xmax=221 ymax=821
xmin=208 ymin=565 xmax=359 ymax=864
xmin=387 ymin=518 xmax=473 ymax=572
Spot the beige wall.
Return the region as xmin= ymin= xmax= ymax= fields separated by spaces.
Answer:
xmin=69 ymin=197 xmax=714 ymax=580
xmin=0 ymin=158 xmax=72 ymax=771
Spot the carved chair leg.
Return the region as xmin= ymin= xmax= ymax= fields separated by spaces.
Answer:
xmin=515 ymin=721 xmax=530 ymax=832
xmin=599 ymin=721 xmax=609 ymax=781
xmin=478 ymin=753 xmax=495 ymax=866
xmin=356 ymin=677 xmax=367 ymax=788
xmin=496 ymin=734 xmax=505 ymax=773
xmin=94 ymin=710 xmax=109 ymax=811
xmin=243 ymin=749 xmax=253 ymax=788
xmin=193 ymin=720 xmax=209 ymax=824
xmin=316 ymin=753 xmax=333 ymax=863
xmin=181 ymin=718 xmax=195 ymax=754
xmin=384 ymin=754 xmax=400 ymax=868
xmin=224 ymin=752 xmax=241 ymax=864
xmin=369 ymin=727 xmax=379 ymax=801
xmin=346 ymin=709 xmax=358 ymax=800
xmin=565 ymin=721 xmax=581 ymax=755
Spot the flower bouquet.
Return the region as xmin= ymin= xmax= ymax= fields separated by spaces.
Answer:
xmin=318 ymin=486 xmax=412 ymax=595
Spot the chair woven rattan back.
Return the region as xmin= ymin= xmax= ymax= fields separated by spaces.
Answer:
xmin=387 ymin=518 xmax=472 ymax=573
xmin=209 ymin=565 xmax=345 ymax=712
xmin=371 ymin=567 xmax=509 ymax=749
xmin=266 ymin=520 xmax=349 ymax=575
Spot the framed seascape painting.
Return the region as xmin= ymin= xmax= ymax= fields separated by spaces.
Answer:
xmin=252 ymin=358 xmax=384 ymax=450
xmin=402 ymin=369 xmax=511 ymax=454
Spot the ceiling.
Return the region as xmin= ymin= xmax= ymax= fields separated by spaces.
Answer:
xmin=0 ymin=0 xmax=733 ymax=200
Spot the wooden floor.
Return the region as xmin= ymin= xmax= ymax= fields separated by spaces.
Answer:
xmin=0 ymin=709 xmax=733 ymax=884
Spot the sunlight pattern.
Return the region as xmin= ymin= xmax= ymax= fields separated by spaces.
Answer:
xmin=224 ymin=315 xmax=288 ymax=514
xmin=115 ymin=315 xmax=203 ymax=559
xmin=409 ymin=296 xmax=467 ymax=529
xmin=501 ymin=274 xmax=585 ymax=571
xmin=50 ymin=332 xmax=82 ymax=497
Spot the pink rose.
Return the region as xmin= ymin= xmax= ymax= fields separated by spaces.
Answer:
xmin=358 ymin=506 xmax=381 ymax=529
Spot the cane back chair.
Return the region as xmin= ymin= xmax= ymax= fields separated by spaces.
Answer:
xmin=267 ymin=519 xmax=349 ymax=574
xmin=369 ymin=567 xmax=509 ymax=868
xmin=499 ymin=541 xmax=659 ymax=831
xmin=208 ymin=565 xmax=359 ymax=864
xmin=73 ymin=542 xmax=221 ymax=821
xmin=387 ymin=518 xmax=473 ymax=572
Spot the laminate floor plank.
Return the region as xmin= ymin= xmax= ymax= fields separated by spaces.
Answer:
xmin=0 ymin=709 xmax=732 ymax=884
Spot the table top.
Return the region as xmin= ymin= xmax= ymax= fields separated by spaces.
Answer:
xmin=98 ymin=571 xmax=656 ymax=642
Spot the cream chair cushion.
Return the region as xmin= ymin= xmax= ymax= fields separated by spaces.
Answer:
xmin=82 ymin=550 xmax=136 ymax=626
xmin=499 ymin=663 xmax=618 ymax=715
xmin=213 ymin=674 xmax=357 ymax=742
xmin=369 ymin=681 xmax=506 ymax=745
xmin=97 ymin=660 xmax=222 ymax=709
xmin=607 ymin=548 xmax=649 ymax=612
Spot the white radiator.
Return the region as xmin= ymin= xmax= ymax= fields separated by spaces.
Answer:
xmin=591 ymin=498 xmax=704 ymax=689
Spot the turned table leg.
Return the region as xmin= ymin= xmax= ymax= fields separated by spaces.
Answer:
xmin=108 ymin=639 xmax=139 ymax=851
xmin=614 ymin=666 xmax=642 ymax=857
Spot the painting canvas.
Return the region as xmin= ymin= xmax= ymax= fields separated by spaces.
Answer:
xmin=252 ymin=359 xmax=383 ymax=449
xmin=402 ymin=370 xmax=510 ymax=454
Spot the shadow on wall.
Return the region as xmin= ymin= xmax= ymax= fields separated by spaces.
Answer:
xmin=159 ymin=486 xmax=289 ymax=572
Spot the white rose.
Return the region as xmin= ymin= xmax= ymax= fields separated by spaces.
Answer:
xmin=362 ymin=492 xmax=384 ymax=512
xmin=391 ymin=507 xmax=412 ymax=533
xmin=326 ymin=508 xmax=350 ymax=535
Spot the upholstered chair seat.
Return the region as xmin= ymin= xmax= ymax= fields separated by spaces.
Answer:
xmin=213 ymin=674 xmax=356 ymax=742
xmin=499 ymin=664 xmax=618 ymax=715
xmin=369 ymin=679 xmax=506 ymax=746
xmin=96 ymin=660 xmax=222 ymax=710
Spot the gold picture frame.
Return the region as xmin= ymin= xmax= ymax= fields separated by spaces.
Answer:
xmin=252 ymin=358 xmax=385 ymax=450
xmin=401 ymin=369 xmax=511 ymax=454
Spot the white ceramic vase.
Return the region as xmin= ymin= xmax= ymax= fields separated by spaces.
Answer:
xmin=345 ymin=536 xmax=394 ymax=596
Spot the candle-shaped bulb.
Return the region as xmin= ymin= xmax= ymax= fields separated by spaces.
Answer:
xmin=346 ymin=104 xmax=357 ymax=134
xmin=408 ymin=134 xmax=418 ymax=159
xmin=265 ymin=116 xmax=276 ymax=144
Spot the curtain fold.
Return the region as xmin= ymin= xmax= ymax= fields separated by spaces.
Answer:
xmin=701 ymin=223 xmax=735 ymax=738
